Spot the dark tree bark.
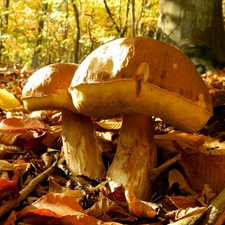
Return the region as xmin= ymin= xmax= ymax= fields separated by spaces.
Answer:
xmin=156 ymin=0 xmax=225 ymax=70
xmin=31 ymin=3 xmax=48 ymax=68
xmin=130 ymin=0 xmax=135 ymax=36
xmin=71 ymin=0 xmax=80 ymax=63
xmin=0 ymin=0 xmax=10 ymax=61
xmin=103 ymin=0 xmax=129 ymax=38
xmin=3 ymin=0 xmax=10 ymax=26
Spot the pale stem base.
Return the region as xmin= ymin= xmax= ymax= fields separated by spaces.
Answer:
xmin=107 ymin=114 xmax=157 ymax=200
xmin=62 ymin=109 xmax=105 ymax=179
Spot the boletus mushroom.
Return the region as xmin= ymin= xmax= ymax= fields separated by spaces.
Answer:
xmin=22 ymin=63 xmax=105 ymax=179
xmin=69 ymin=37 xmax=213 ymax=200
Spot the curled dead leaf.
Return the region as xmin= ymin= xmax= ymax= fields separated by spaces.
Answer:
xmin=125 ymin=185 xmax=157 ymax=218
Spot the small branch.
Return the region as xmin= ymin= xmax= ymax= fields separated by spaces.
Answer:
xmin=150 ymin=154 xmax=182 ymax=181
xmin=0 ymin=161 xmax=57 ymax=218
xmin=103 ymin=0 xmax=120 ymax=34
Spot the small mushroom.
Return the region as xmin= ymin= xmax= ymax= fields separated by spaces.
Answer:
xmin=69 ymin=37 xmax=213 ymax=200
xmin=22 ymin=63 xmax=105 ymax=179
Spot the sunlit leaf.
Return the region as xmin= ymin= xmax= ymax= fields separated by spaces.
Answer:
xmin=165 ymin=206 xmax=206 ymax=223
xmin=13 ymin=193 xmax=104 ymax=225
xmin=96 ymin=120 xmax=122 ymax=130
xmin=0 ymin=89 xmax=21 ymax=110
xmin=125 ymin=185 xmax=157 ymax=218
xmin=32 ymin=193 xmax=84 ymax=215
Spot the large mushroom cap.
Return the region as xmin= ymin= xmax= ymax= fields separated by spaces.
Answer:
xmin=22 ymin=63 xmax=79 ymax=112
xmin=69 ymin=37 xmax=212 ymax=133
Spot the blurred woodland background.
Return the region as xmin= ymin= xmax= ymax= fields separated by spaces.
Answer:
xmin=1 ymin=0 xmax=225 ymax=71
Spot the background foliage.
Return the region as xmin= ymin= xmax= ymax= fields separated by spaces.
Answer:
xmin=0 ymin=0 xmax=159 ymax=67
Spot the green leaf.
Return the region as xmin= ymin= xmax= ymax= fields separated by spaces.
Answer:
xmin=0 ymin=89 xmax=21 ymax=110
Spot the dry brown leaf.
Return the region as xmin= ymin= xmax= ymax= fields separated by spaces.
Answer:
xmin=154 ymin=130 xmax=225 ymax=155
xmin=41 ymin=152 xmax=54 ymax=168
xmin=15 ymin=207 xmax=102 ymax=225
xmin=166 ymin=206 xmax=206 ymax=223
xmin=154 ymin=131 xmax=206 ymax=154
xmin=12 ymin=159 xmax=31 ymax=175
xmin=179 ymin=151 xmax=225 ymax=194
xmin=5 ymin=193 xmax=111 ymax=225
xmin=0 ymin=131 xmax=25 ymax=145
xmin=198 ymin=184 xmax=216 ymax=206
xmin=49 ymin=179 xmax=84 ymax=202
xmin=32 ymin=193 xmax=84 ymax=215
xmin=0 ymin=160 xmax=14 ymax=171
xmin=168 ymin=169 xmax=198 ymax=196
xmin=0 ymin=178 xmax=20 ymax=200
xmin=166 ymin=195 xmax=196 ymax=209
xmin=85 ymin=194 xmax=115 ymax=217
xmin=0 ymin=117 xmax=46 ymax=131
xmin=86 ymin=194 xmax=135 ymax=223
xmin=125 ymin=185 xmax=157 ymax=218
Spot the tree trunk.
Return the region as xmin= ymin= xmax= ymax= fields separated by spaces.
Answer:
xmin=71 ymin=0 xmax=80 ymax=63
xmin=130 ymin=0 xmax=135 ymax=36
xmin=0 ymin=0 xmax=10 ymax=61
xmin=103 ymin=0 xmax=130 ymax=38
xmin=31 ymin=3 xmax=48 ymax=68
xmin=156 ymin=0 xmax=225 ymax=70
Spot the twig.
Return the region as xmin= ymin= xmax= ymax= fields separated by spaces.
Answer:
xmin=0 ymin=161 xmax=57 ymax=217
xmin=150 ymin=154 xmax=182 ymax=181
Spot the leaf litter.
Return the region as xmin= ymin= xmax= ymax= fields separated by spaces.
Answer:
xmin=0 ymin=64 xmax=225 ymax=224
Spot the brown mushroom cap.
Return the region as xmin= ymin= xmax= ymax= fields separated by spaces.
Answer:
xmin=22 ymin=63 xmax=79 ymax=112
xmin=70 ymin=37 xmax=212 ymax=133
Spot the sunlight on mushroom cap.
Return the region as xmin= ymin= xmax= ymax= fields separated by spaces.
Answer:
xmin=69 ymin=37 xmax=213 ymax=133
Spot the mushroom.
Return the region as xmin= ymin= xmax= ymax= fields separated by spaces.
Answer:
xmin=69 ymin=37 xmax=213 ymax=200
xmin=22 ymin=63 xmax=105 ymax=179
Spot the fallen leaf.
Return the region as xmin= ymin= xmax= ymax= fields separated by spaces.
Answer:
xmin=166 ymin=206 xmax=206 ymax=224
xmin=166 ymin=195 xmax=197 ymax=209
xmin=9 ymin=193 xmax=109 ymax=225
xmin=125 ymin=185 xmax=157 ymax=218
xmin=32 ymin=193 xmax=84 ymax=215
xmin=49 ymin=179 xmax=84 ymax=202
xmin=198 ymin=184 xmax=216 ymax=206
xmin=0 ymin=178 xmax=20 ymax=200
xmin=0 ymin=89 xmax=21 ymax=110
xmin=86 ymin=194 xmax=135 ymax=223
xmin=0 ymin=117 xmax=46 ymax=131
xmin=0 ymin=160 xmax=14 ymax=171
xmin=168 ymin=169 xmax=198 ymax=196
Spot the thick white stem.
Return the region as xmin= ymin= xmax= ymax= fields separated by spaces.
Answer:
xmin=107 ymin=114 xmax=157 ymax=200
xmin=62 ymin=109 xmax=105 ymax=179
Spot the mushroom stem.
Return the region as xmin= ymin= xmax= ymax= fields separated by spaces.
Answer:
xmin=107 ymin=114 xmax=157 ymax=200
xmin=62 ymin=109 xmax=105 ymax=179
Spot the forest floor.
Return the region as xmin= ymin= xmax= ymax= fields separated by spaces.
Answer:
xmin=0 ymin=63 xmax=225 ymax=225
